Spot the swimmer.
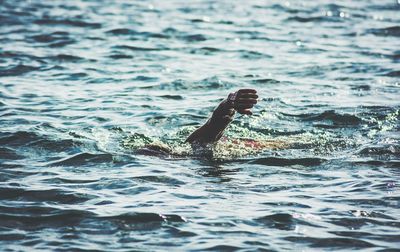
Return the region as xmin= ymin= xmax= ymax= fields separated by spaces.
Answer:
xmin=134 ymin=89 xmax=287 ymax=157
xmin=185 ymin=89 xmax=258 ymax=146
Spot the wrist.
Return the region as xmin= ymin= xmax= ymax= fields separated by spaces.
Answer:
xmin=209 ymin=99 xmax=235 ymax=126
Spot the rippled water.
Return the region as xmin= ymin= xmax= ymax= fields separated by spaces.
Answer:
xmin=1 ymin=0 xmax=399 ymax=250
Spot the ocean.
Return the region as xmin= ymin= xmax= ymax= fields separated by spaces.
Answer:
xmin=0 ymin=0 xmax=399 ymax=251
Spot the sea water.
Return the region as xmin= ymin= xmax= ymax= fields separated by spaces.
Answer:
xmin=0 ymin=0 xmax=399 ymax=250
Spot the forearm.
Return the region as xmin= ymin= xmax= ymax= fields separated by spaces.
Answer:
xmin=185 ymin=99 xmax=235 ymax=145
xmin=185 ymin=89 xmax=258 ymax=146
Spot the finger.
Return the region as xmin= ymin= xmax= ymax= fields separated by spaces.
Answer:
xmin=235 ymin=103 xmax=254 ymax=110
xmin=238 ymin=89 xmax=257 ymax=94
xmin=237 ymin=98 xmax=258 ymax=104
xmin=237 ymin=109 xmax=253 ymax=115
xmin=238 ymin=93 xmax=258 ymax=99
xmin=222 ymin=115 xmax=234 ymax=123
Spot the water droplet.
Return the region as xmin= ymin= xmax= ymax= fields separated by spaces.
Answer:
xmin=296 ymin=40 xmax=302 ymax=46
xmin=202 ymin=16 xmax=211 ymax=22
xmin=162 ymin=67 xmax=171 ymax=73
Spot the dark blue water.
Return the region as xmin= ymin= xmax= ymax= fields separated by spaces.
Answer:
xmin=1 ymin=0 xmax=399 ymax=250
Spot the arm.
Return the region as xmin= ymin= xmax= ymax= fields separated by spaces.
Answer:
xmin=185 ymin=89 xmax=258 ymax=145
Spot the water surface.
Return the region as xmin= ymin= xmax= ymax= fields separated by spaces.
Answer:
xmin=1 ymin=0 xmax=399 ymax=250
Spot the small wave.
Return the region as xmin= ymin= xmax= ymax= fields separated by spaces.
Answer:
xmin=158 ymin=95 xmax=184 ymax=100
xmin=330 ymin=231 xmax=400 ymax=243
xmin=189 ymin=47 xmax=223 ymax=55
xmin=197 ymin=47 xmax=222 ymax=53
xmin=234 ymin=30 xmax=271 ymax=40
xmin=249 ymin=157 xmax=325 ymax=166
xmin=384 ymin=70 xmax=400 ymax=77
xmin=153 ymin=76 xmax=233 ymax=91
xmin=112 ymin=45 xmax=163 ymax=51
xmin=0 ymin=14 xmax=27 ymax=26
xmin=132 ymin=75 xmax=159 ymax=82
xmin=106 ymin=28 xmax=140 ymax=35
xmin=0 ymin=208 xmax=95 ymax=229
xmin=0 ymin=147 xmax=23 ymax=160
xmin=329 ymin=216 xmax=400 ymax=230
xmin=283 ymin=110 xmax=363 ymax=126
xmin=365 ymin=26 xmax=400 ymax=37
xmin=238 ymin=50 xmax=273 ymax=59
xmin=0 ymin=205 xmax=185 ymax=232
xmin=255 ymin=213 xmax=296 ymax=230
xmin=251 ymin=78 xmax=280 ymax=84
xmin=30 ymin=31 xmax=71 ymax=43
xmin=350 ymin=84 xmax=371 ymax=91
xmin=286 ymin=16 xmax=339 ymax=23
xmin=0 ymin=188 xmax=94 ymax=204
xmin=0 ymin=64 xmax=40 ymax=77
xmin=285 ymin=236 xmax=375 ymax=248
xmin=108 ymin=54 xmax=133 ymax=59
xmin=49 ymin=54 xmax=84 ymax=62
xmin=0 ymin=131 xmax=40 ymax=147
xmin=34 ymin=18 xmax=101 ymax=28
xmin=49 ymin=152 xmax=114 ymax=166
xmin=353 ymin=160 xmax=399 ymax=168
xmin=106 ymin=28 xmax=169 ymax=39
xmin=0 ymin=131 xmax=83 ymax=154
xmin=181 ymin=34 xmax=207 ymax=42
xmin=202 ymin=245 xmax=243 ymax=251
xmin=102 ymin=212 xmax=186 ymax=224
xmin=262 ymin=201 xmax=311 ymax=209
xmin=358 ymin=145 xmax=399 ymax=157
xmin=165 ymin=226 xmax=197 ymax=237
xmin=389 ymin=51 xmax=400 ymax=62
xmin=133 ymin=175 xmax=185 ymax=185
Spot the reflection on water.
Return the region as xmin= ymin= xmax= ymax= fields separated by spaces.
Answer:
xmin=0 ymin=0 xmax=399 ymax=251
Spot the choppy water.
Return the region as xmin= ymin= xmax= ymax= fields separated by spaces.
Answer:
xmin=1 ymin=0 xmax=400 ymax=250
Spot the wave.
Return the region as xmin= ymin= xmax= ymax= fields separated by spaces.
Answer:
xmin=106 ymin=28 xmax=169 ymax=39
xmin=286 ymin=16 xmax=340 ymax=23
xmin=0 ymin=206 xmax=186 ymax=231
xmin=280 ymin=110 xmax=363 ymax=127
xmin=384 ymin=70 xmax=400 ymax=77
xmin=133 ymin=175 xmax=185 ymax=185
xmin=0 ymin=64 xmax=40 ymax=76
xmin=358 ymin=145 xmax=399 ymax=157
xmin=48 ymin=54 xmax=84 ymax=62
xmin=0 ymin=131 xmax=81 ymax=154
xmin=34 ymin=18 xmax=101 ymax=28
xmin=366 ymin=26 xmax=400 ymax=37
xmin=0 ymin=131 xmax=41 ymax=147
xmin=0 ymin=147 xmax=23 ymax=160
xmin=249 ymin=157 xmax=325 ymax=166
xmin=181 ymin=34 xmax=207 ymax=42
xmin=0 ymin=188 xmax=94 ymax=204
xmin=112 ymin=45 xmax=163 ymax=51
xmin=48 ymin=152 xmax=114 ymax=166
xmin=284 ymin=236 xmax=375 ymax=248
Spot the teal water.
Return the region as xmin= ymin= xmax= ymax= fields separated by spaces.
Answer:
xmin=1 ymin=0 xmax=399 ymax=251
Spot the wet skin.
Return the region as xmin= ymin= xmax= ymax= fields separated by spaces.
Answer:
xmin=185 ymin=89 xmax=258 ymax=146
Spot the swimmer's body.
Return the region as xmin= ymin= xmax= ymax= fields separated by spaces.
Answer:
xmin=136 ymin=89 xmax=288 ymax=157
xmin=185 ymin=89 xmax=258 ymax=146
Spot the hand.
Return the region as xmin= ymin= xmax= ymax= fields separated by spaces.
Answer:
xmin=228 ymin=89 xmax=258 ymax=115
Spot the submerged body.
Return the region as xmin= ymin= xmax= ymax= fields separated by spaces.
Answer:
xmin=136 ymin=89 xmax=289 ymax=157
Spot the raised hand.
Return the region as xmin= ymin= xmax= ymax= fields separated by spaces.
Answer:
xmin=228 ymin=89 xmax=258 ymax=115
xmin=186 ymin=89 xmax=258 ymax=145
